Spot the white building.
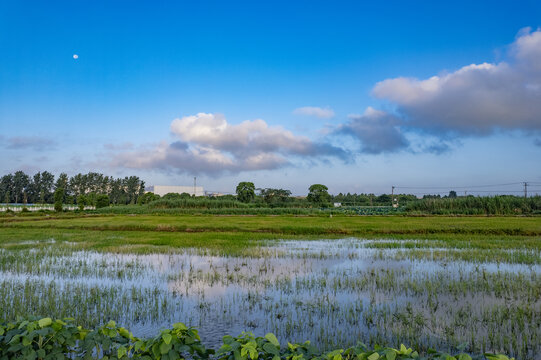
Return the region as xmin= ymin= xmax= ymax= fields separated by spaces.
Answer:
xmin=146 ymin=185 xmax=205 ymax=197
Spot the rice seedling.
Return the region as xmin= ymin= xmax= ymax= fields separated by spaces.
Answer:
xmin=0 ymin=215 xmax=539 ymax=358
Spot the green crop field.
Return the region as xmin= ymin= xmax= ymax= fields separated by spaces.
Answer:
xmin=1 ymin=214 xmax=540 ymax=359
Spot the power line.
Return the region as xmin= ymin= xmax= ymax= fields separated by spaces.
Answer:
xmin=395 ymin=182 xmax=523 ymax=190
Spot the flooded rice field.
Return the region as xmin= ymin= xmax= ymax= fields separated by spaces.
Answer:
xmin=0 ymin=238 xmax=540 ymax=359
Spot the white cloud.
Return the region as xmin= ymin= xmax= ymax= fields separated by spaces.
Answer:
xmin=513 ymin=27 xmax=541 ymax=72
xmin=293 ymin=106 xmax=335 ymax=119
xmin=372 ymin=27 xmax=541 ymax=136
xmin=110 ymin=113 xmax=347 ymax=174
xmin=170 ymin=113 xmax=322 ymax=155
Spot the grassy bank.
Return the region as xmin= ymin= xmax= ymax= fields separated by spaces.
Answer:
xmin=2 ymin=214 xmax=540 ymax=235
xmin=1 ymin=214 xmax=540 ymax=257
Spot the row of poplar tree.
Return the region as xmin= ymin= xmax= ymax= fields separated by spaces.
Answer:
xmin=0 ymin=171 xmax=145 ymax=205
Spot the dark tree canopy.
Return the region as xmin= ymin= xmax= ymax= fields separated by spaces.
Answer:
xmin=307 ymin=184 xmax=331 ymax=206
xmin=96 ymin=194 xmax=110 ymax=209
xmin=0 ymin=171 xmax=145 ymax=206
xmin=236 ymin=182 xmax=256 ymax=203
xmin=259 ymin=188 xmax=291 ymax=207
xmin=12 ymin=171 xmax=30 ymax=204
xmin=54 ymin=187 xmax=64 ymax=212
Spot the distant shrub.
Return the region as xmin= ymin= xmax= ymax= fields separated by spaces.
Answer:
xmin=54 ymin=188 xmax=64 ymax=212
xmin=147 ymin=198 xmax=250 ymax=209
xmin=405 ymin=195 xmax=541 ymax=215
xmin=96 ymin=194 xmax=110 ymax=209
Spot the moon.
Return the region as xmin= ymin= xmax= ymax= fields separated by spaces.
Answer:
xmin=73 ymin=54 xmax=79 ymax=59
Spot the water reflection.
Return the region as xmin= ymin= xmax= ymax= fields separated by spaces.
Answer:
xmin=0 ymin=239 xmax=539 ymax=359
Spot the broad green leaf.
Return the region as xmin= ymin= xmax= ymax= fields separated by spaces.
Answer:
xmin=38 ymin=318 xmax=52 ymax=328
xmin=263 ymin=343 xmax=280 ymax=356
xmin=168 ymin=348 xmax=181 ymax=360
xmin=218 ymin=344 xmax=233 ymax=354
xmin=22 ymin=336 xmax=32 ymax=346
xmin=18 ymin=320 xmax=29 ymax=329
xmin=9 ymin=334 xmax=21 ymax=344
xmin=163 ymin=333 xmax=172 ymax=344
xmin=265 ymin=333 xmax=280 ymax=347
xmin=385 ymin=350 xmax=396 ymax=360
xmin=24 ymin=349 xmax=36 ymax=359
xmin=119 ymin=328 xmax=130 ymax=338
xmin=152 ymin=343 xmax=161 ymax=357
xmin=134 ymin=340 xmax=145 ymax=352
xmin=367 ymin=352 xmax=379 ymax=360
xmin=160 ymin=341 xmax=172 ymax=354
xmin=117 ymin=345 xmax=127 ymax=358
xmin=223 ymin=335 xmax=234 ymax=345
xmin=173 ymin=322 xmax=187 ymax=330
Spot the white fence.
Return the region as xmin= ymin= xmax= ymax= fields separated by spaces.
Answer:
xmin=0 ymin=204 xmax=96 ymax=212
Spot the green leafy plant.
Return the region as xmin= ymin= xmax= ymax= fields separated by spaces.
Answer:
xmin=0 ymin=318 xmax=516 ymax=360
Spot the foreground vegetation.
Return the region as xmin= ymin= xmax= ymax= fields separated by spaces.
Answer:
xmin=0 ymin=215 xmax=539 ymax=358
xmin=1 ymin=318 xmax=512 ymax=360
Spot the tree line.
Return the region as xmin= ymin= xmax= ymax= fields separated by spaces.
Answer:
xmin=150 ymin=182 xmax=418 ymax=208
xmin=0 ymin=171 xmax=145 ymax=206
xmin=234 ymin=182 xmax=420 ymax=207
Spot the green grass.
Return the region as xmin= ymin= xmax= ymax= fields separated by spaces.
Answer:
xmin=2 ymin=213 xmax=541 ymax=233
xmin=1 ymin=214 xmax=540 ymax=256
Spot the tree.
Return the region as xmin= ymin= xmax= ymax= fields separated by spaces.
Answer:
xmin=259 ymin=188 xmax=291 ymax=207
xmin=54 ymin=187 xmax=64 ymax=212
xmin=28 ymin=172 xmax=42 ymax=203
xmin=0 ymin=174 xmax=14 ymax=204
xmin=307 ymin=184 xmax=331 ymax=206
xmin=448 ymin=190 xmax=457 ymax=198
xmin=162 ymin=193 xmax=184 ymax=201
xmin=96 ymin=194 xmax=110 ymax=209
xmin=137 ymin=192 xmax=160 ymax=205
xmin=376 ymin=194 xmax=391 ymax=205
xmin=179 ymin=192 xmax=193 ymax=199
xmin=55 ymin=173 xmax=70 ymax=203
xmin=77 ymin=194 xmax=87 ymax=210
xmin=236 ymin=182 xmax=255 ymax=203
xmin=12 ymin=171 xmax=30 ymax=204
xmin=124 ymin=176 xmax=143 ymax=204
xmin=109 ymin=178 xmax=125 ymax=205
xmin=40 ymin=171 xmax=55 ymax=203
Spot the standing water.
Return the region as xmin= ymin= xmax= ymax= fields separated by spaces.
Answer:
xmin=0 ymin=239 xmax=539 ymax=359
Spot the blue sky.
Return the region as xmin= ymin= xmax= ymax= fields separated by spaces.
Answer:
xmin=1 ymin=0 xmax=541 ymax=195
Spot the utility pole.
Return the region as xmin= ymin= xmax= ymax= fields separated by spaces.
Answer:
xmin=391 ymin=186 xmax=398 ymax=208
xmin=194 ymin=177 xmax=197 ymax=197
xmin=524 ymin=182 xmax=528 ymax=199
